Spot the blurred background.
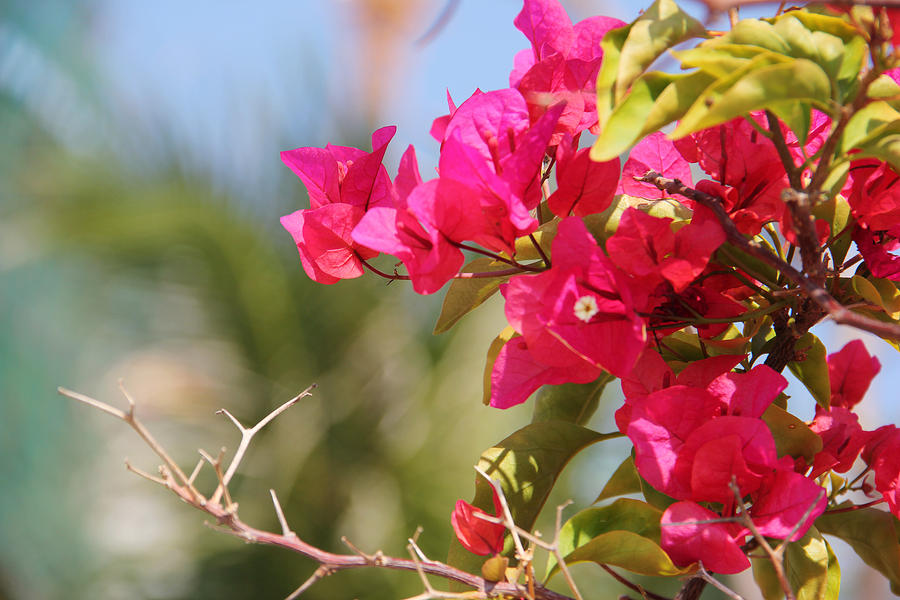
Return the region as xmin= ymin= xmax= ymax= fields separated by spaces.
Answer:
xmin=1 ymin=0 xmax=898 ymax=598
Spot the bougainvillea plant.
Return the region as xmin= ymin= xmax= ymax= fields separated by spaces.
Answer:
xmin=63 ymin=0 xmax=900 ymax=599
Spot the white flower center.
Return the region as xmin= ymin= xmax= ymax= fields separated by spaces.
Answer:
xmin=573 ymin=295 xmax=599 ymax=323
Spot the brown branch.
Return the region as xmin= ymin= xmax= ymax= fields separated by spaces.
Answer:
xmin=59 ymin=385 xmax=575 ymax=600
xmin=638 ymin=171 xmax=900 ymax=343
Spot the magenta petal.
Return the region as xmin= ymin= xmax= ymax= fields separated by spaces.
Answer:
xmin=751 ymin=470 xmax=826 ymax=541
xmin=280 ymin=147 xmax=341 ymax=208
xmin=281 ymin=204 xmax=373 ymax=284
xmin=514 ymin=0 xmax=574 ymax=60
xmin=675 ymin=354 xmax=745 ymax=389
xmin=661 ymin=502 xmax=750 ymax=574
xmin=570 ymin=16 xmax=626 ymax=61
xmin=549 ymin=144 xmax=619 ymax=217
xmin=620 ymin=132 xmax=693 ymax=199
xmin=827 ymin=339 xmax=881 ymax=409
xmin=490 ymin=337 xmax=600 ymax=409
xmin=707 ymin=365 xmax=788 ymax=418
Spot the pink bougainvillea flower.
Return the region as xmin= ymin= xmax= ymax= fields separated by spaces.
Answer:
xmin=827 ymin=339 xmax=882 ymax=410
xmin=510 ymin=0 xmax=625 ymax=142
xmin=677 ymin=117 xmax=788 ymax=236
xmin=616 ymin=352 xmax=746 ymax=435
xmin=281 ymin=126 xmax=396 ymax=210
xmin=625 ymin=385 xmax=723 ymax=499
xmin=660 ymin=501 xmax=750 ymax=574
xmin=674 ymin=416 xmax=779 ymax=502
xmin=847 ymin=160 xmax=900 ymax=231
xmin=864 ymin=425 xmax=900 ymax=517
xmin=489 ymin=337 xmax=601 ymax=409
xmin=809 ymin=406 xmax=872 ymax=478
xmin=280 ymin=126 xmax=397 ymax=283
xmin=706 ymin=364 xmax=787 ymax=419
xmin=352 ymin=147 xmax=475 ymax=294
xmin=489 ymin=217 xmax=645 ymax=409
xmin=433 ymin=92 xmax=563 ymax=254
xmin=281 ymin=204 xmax=378 ymax=284
xmin=548 ymin=134 xmax=619 ymax=217
xmin=750 ymin=469 xmax=826 ymax=541
xmin=502 ymin=217 xmax=646 ymax=374
xmin=451 ymin=489 xmax=506 ymax=556
xmin=854 ymin=224 xmax=900 ymax=281
xmin=619 ymin=132 xmax=693 ymax=200
xmin=606 ymin=206 xmax=725 ymax=293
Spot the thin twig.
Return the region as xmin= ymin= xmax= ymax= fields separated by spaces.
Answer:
xmin=210 ymin=385 xmax=316 ymax=505
xmin=697 ymin=563 xmax=745 ymax=600
xmin=59 ymin=385 xmax=203 ymax=502
xmin=271 ymin=489 xmax=296 ymax=538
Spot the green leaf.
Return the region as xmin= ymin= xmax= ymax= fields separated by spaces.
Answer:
xmin=817 ymin=507 xmax=900 ymax=590
xmin=615 ymin=0 xmax=707 ymax=103
xmin=812 ymin=195 xmax=852 ymax=268
xmin=547 ymin=499 xmax=690 ymax=578
xmin=482 ymin=326 xmax=517 ymax=406
xmin=851 ymin=274 xmax=900 ymax=318
xmin=640 ymin=473 xmax=678 ymax=511
xmin=784 ymin=526 xmax=830 ymax=600
xmin=592 ymin=70 xmax=715 ymax=161
xmin=532 ymin=375 xmax=614 ymax=426
xmin=594 ymin=455 xmax=642 ymax=503
xmin=752 ymin=556 xmax=784 ymax=600
xmin=513 ymin=218 xmax=558 ymax=261
xmin=788 ymin=332 xmax=831 ymax=409
xmin=855 ymin=132 xmax=900 ymax=173
xmin=433 ymin=258 xmax=510 ymax=335
xmin=674 ymin=57 xmax=831 ymax=138
xmin=762 ymin=403 xmax=823 ymax=462
xmin=841 ymin=101 xmax=900 ymax=154
xmin=447 ymin=422 xmax=618 ymax=579
xmin=779 ymin=10 xmax=861 ymax=42
xmin=596 ymin=0 xmax=705 ymax=128
xmin=824 ymin=539 xmax=841 ymax=600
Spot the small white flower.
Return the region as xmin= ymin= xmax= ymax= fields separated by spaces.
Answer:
xmin=573 ymin=295 xmax=599 ymax=323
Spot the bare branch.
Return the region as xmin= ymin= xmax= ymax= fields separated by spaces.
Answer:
xmin=59 ymin=385 xmax=203 ymax=502
xmin=697 ymin=563 xmax=745 ymax=600
xmin=637 ymin=171 xmax=900 ymax=342
xmin=210 ymin=384 xmax=316 ymax=505
xmin=270 ymin=489 xmax=296 ymax=539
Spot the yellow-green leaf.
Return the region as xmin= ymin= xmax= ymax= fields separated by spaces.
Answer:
xmin=674 ymin=58 xmax=831 ymax=138
xmin=482 ymin=326 xmax=517 ymax=405
xmin=547 ymin=499 xmax=690 ymax=578
xmin=785 ymin=526 xmax=830 ymax=600
xmin=788 ymin=332 xmax=831 ymax=409
xmin=434 ymin=258 xmax=511 ymax=335
xmin=532 ymin=375 xmax=615 ymax=426
xmin=594 ymin=454 xmax=642 ymax=504
xmin=817 ymin=508 xmax=900 ymax=591
xmin=763 ymin=403 xmax=823 ymax=462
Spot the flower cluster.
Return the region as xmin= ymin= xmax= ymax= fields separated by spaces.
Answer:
xmin=279 ymin=0 xmax=900 ymax=585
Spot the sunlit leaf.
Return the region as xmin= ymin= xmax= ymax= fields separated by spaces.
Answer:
xmin=482 ymin=326 xmax=517 ymax=405
xmin=434 ymin=258 xmax=510 ymax=334
xmin=817 ymin=508 xmax=900 ymax=591
xmin=788 ymin=332 xmax=831 ymax=409
xmin=547 ymin=498 xmax=690 ymax=578
xmin=596 ymin=0 xmax=706 ymax=129
xmin=784 ymin=526 xmax=829 ymax=600
xmin=763 ymin=404 xmax=823 ymax=462
xmin=674 ymin=58 xmax=831 ymax=138
xmin=594 ymin=454 xmax=642 ymax=503
xmin=532 ymin=375 xmax=614 ymax=426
